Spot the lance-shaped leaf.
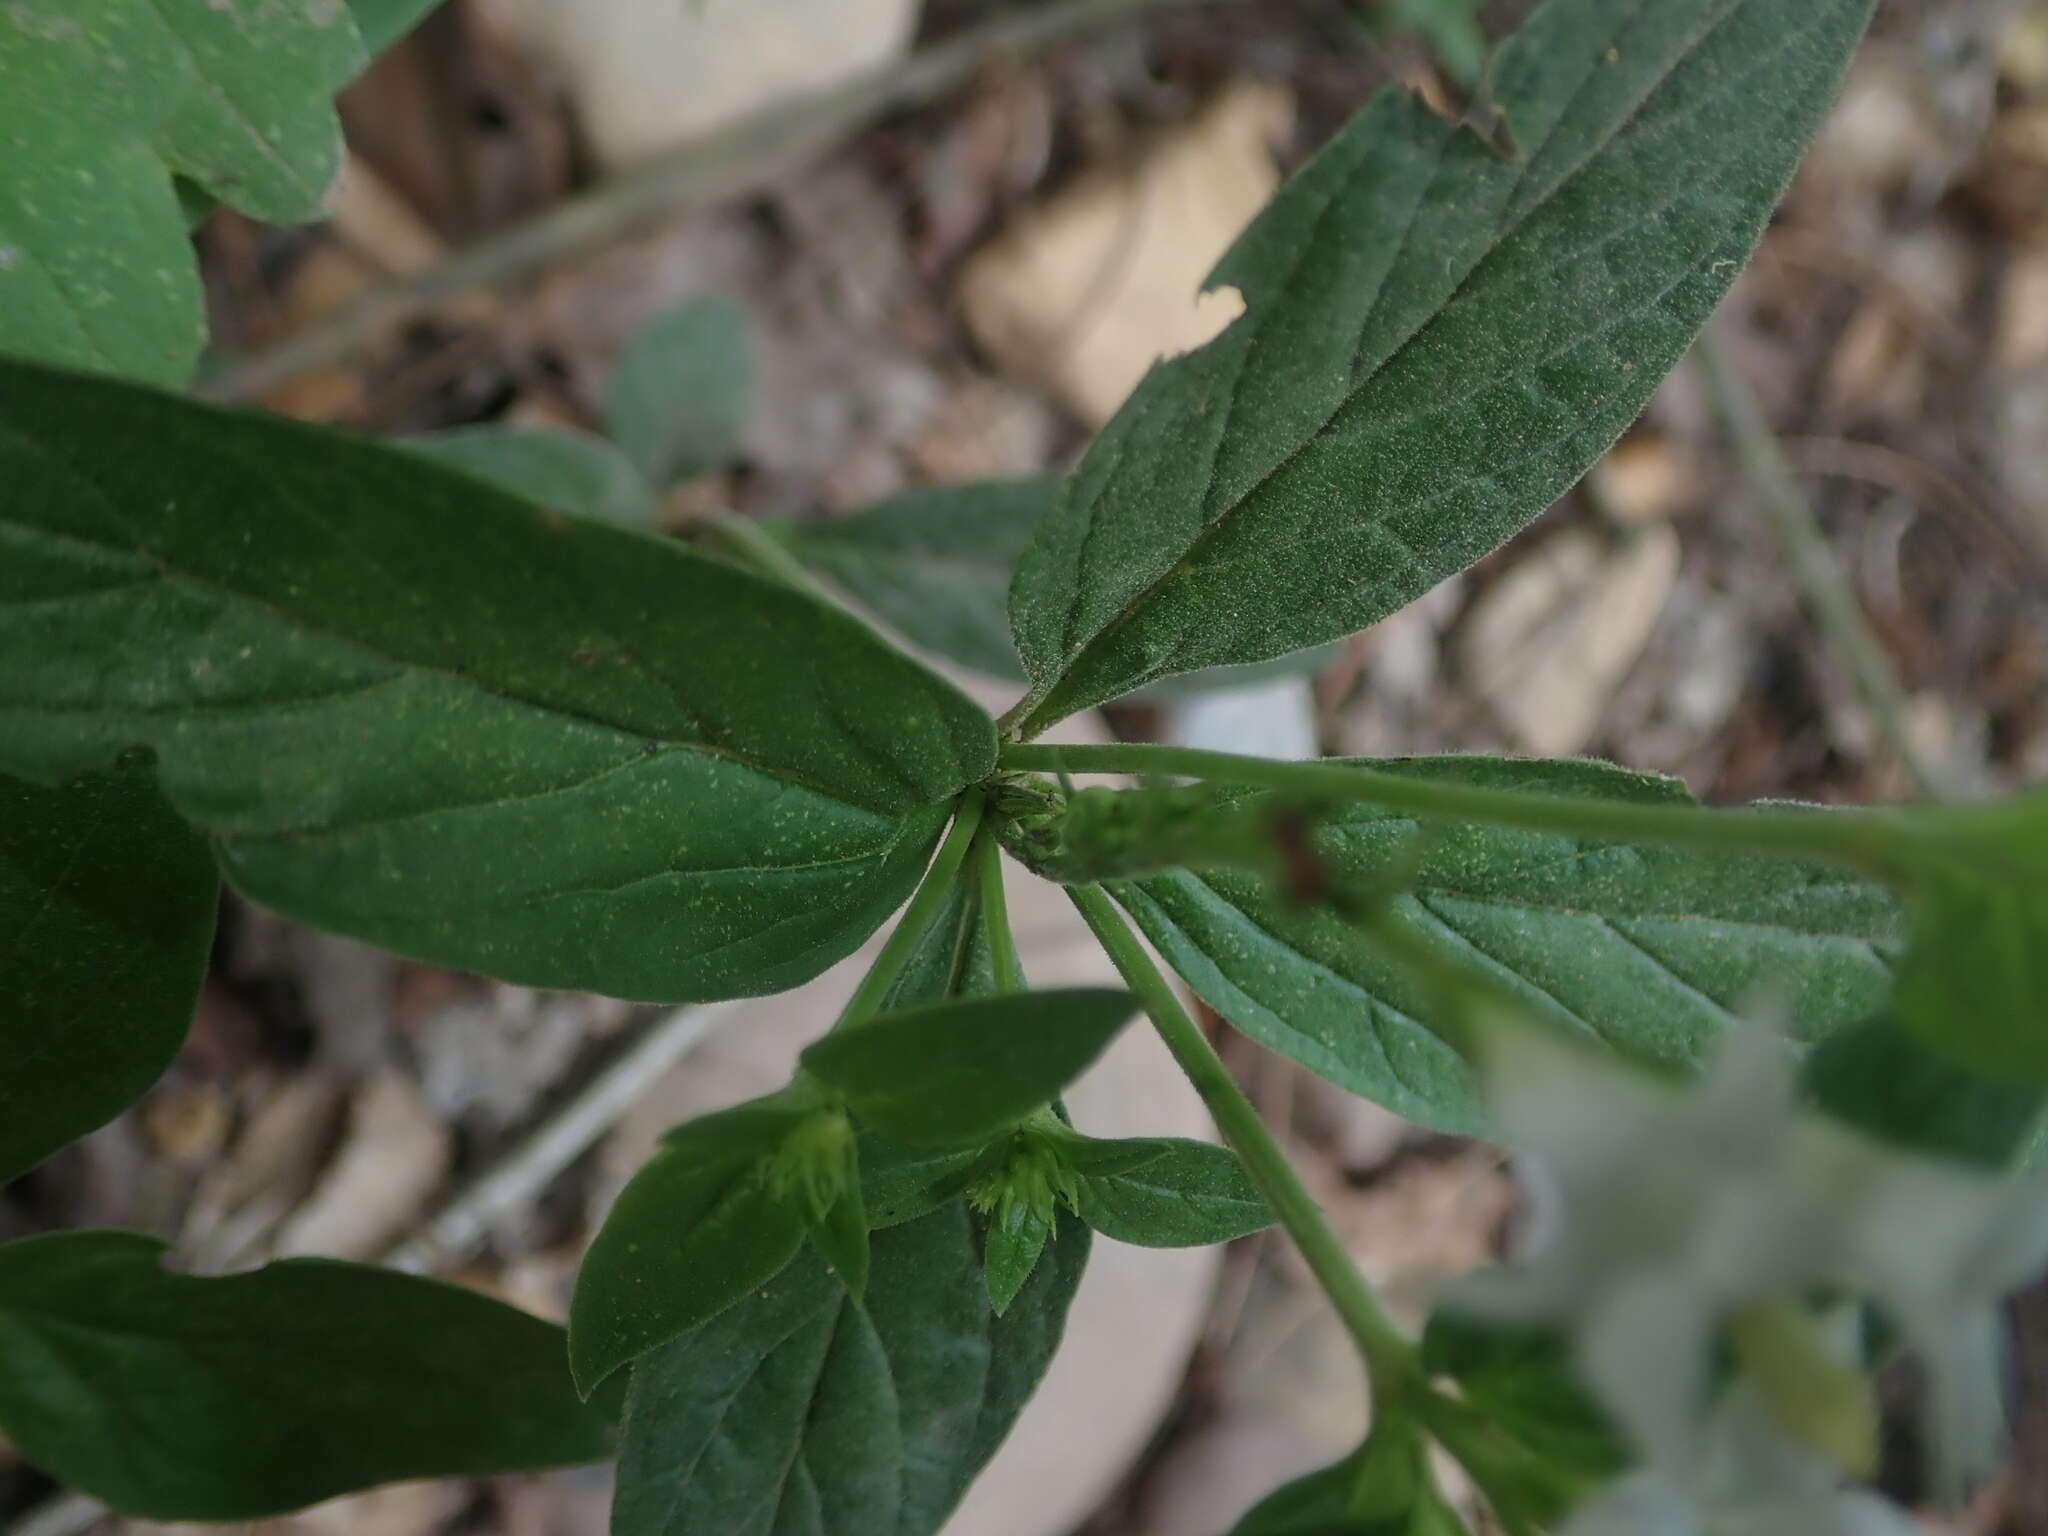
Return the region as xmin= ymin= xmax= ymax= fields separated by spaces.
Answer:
xmin=403 ymin=425 xmax=656 ymax=527
xmin=0 ymin=1230 xmax=614 ymax=1520
xmin=0 ymin=361 xmax=995 ymax=1002
xmin=1 ymin=759 xmax=218 ymax=1184
xmin=1112 ymin=758 xmax=1901 ymax=1132
xmin=570 ymin=1099 xmax=812 ymax=1394
xmin=1064 ymin=1135 xmax=1274 ymax=1248
xmin=1006 ymin=0 xmax=1877 ymax=733
xmin=800 ymin=989 xmax=1138 ymax=1146
xmin=0 ymin=0 xmax=366 ymax=384
xmin=613 ymin=1202 xmax=1088 ymax=1536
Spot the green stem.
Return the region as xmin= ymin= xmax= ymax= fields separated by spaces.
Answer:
xmin=1694 ymin=328 xmax=1945 ymax=799
xmin=834 ymin=791 xmax=986 ymax=1031
xmin=973 ymin=830 xmax=1024 ymax=993
xmin=1067 ymin=883 xmax=1417 ymax=1391
xmin=1000 ymin=741 xmax=1917 ymax=880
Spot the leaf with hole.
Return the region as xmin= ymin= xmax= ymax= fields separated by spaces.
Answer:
xmin=1112 ymin=757 xmax=1901 ymax=1131
xmin=0 ymin=360 xmax=996 ymax=1003
xmin=0 ymin=1230 xmax=615 ymax=1519
xmin=0 ymin=758 xmax=218 ymax=1184
xmin=800 ymin=989 xmax=1138 ymax=1147
xmin=1005 ymin=0 xmax=1878 ymax=732
xmin=0 ymin=0 xmax=366 ymax=384
xmin=612 ymin=1202 xmax=1087 ymax=1536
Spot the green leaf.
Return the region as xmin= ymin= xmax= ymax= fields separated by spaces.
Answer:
xmin=613 ymin=1202 xmax=1088 ymax=1536
xmin=403 ymin=425 xmax=656 ymax=527
xmin=344 ymin=0 xmax=446 ymax=54
xmin=879 ymin=870 xmax=1002 ymax=1011
xmin=1231 ymin=1425 xmax=1471 ymax=1535
xmin=1803 ymin=1012 xmax=2048 ymax=1170
xmin=570 ymin=1101 xmax=809 ymax=1394
xmin=982 ymin=1201 xmax=1052 ymax=1315
xmin=1886 ymin=790 xmax=2048 ymax=1086
xmin=1418 ymin=1310 xmax=1629 ymax=1502
xmin=1005 ymin=0 xmax=1877 ymax=733
xmin=0 ymin=1230 xmax=614 ymax=1520
xmin=782 ymin=479 xmax=1340 ymax=694
xmin=800 ymin=989 xmax=1138 ymax=1146
xmin=0 ymin=360 xmax=996 ymax=1003
xmin=1112 ymin=757 xmax=1901 ymax=1132
xmin=810 ymin=1176 xmax=872 ymax=1301
xmin=1 ymin=758 xmax=218 ymax=1183
xmin=605 ymin=296 xmax=753 ymax=486
xmin=0 ymin=0 xmax=365 ymax=384
xmin=782 ymin=479 xmax=1053 ymax=681
xmin=1064 ymin=1135 xmax=1274 ymax=1248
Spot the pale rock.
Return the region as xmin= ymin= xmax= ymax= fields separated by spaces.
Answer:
xmin=272 ymin=1069 xmax=452 ymax=1262
xmin=476 ymin=0 xmax=921 ymax=167
xmin=1460 ymin=526 xmax=1683 ymax=759
xmin=958 ymin=81 xmax=1293 ymax=426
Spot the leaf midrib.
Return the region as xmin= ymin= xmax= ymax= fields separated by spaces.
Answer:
xmin=1023 ymin=0 xmax=1825 ymax=727
xmin=0 ymin=431 xmax=935 ymax=819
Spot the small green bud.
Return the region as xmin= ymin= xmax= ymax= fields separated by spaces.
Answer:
xmin=765 ymin=1110 xmax=857 ymax=1222
xmin=967 ymin=1130 xmax=1081 ymax=1232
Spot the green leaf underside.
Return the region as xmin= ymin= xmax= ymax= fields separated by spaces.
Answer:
xmin=785 ymin=480 xmax=1053 ymax=682
xmin=1007 ymin=0 xmax=1877 ymax=732
xmin=0 ymin=760 xmax=218 ymax=1183
xmin=571 ymin=1140 xmax=806 ymax=1394
xmin=403 ymin=425 xmax=657 ymax=527
xmin=613 ymin=1203 xmax=1088 ymax=1536
xmin=0 ymin=1 xmax=364 ymax=384
xmin=878 ymin=871 xmax=1001 ymax=1011
xmin=783 ymin=480 xmax=1340 ymax=695
xmin=800 ymin=989 xmax=1138 ymax=1146
xmin=0 ymin=1230 xmax=613 ymax=1520
xmin=606 ymin=295 xmax=753 ymax=486
xmin=1065 ymin=1136 xmax=1273 ymax=1247
xmin=1113 ymin=757 xmax=1900 ymax=1133
xmin=0 ymin=361 xmax=995 ymax=1002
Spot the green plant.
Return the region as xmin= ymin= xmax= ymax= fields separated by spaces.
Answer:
xmin=5 ymin=1 xmax=2043 ymax=1532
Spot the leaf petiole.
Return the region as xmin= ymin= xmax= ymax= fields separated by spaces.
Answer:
xmin=833 ymin=790 xmax=988 ymax=1032
xmin=973 ymin=828 xmax=1024 ymax=993
xmin=1066 ymin=883 xmax=1417 ymax=1396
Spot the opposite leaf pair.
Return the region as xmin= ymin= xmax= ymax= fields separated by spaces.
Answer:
xmin=572 ymin=984 xmax=1276 ymax=1390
